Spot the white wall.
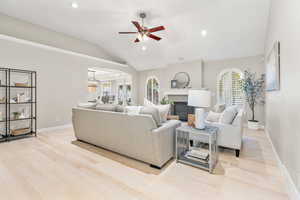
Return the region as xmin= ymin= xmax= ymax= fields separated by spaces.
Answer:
xmin=138 ymin=56 xmax=265 ymax=124
xmin=0 ymin=36 xmax=138 ymax=129
xmin=0 ymin=13 xmax=138 ymax=129
xmin=203 ymin=55 xmax=265 ymax=124
xmin=265 ymin=0 xmax=300 ymax=198
xmin=138 ymin=60 xmax=203 ymax=104
xmin=0 ymin=13 xmax=122 ymax=63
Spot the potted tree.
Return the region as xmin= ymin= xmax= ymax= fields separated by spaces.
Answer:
xmin=241 ymin=70 xmax=265 ymax=130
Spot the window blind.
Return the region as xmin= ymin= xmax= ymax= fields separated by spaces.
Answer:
xmin=217 ymin=70 xmax=243 ymax=106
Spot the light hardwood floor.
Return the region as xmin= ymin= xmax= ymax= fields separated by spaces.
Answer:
xmin=0 ymin=127 xmax=289 ymax=200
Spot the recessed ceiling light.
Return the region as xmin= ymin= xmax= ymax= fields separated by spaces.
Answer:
xmin=142 ymin=46 xmax=147 ymax=51
xmin=201 ymin=30 xmax=207 ymax=36
xmin=71 ymin=2 xmax=78 ymax=8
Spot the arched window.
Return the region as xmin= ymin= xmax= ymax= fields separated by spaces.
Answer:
xmin=217 ymin=69 xmax=243 ymax=106
xmin=146 ymin=77 xmax=159 ymax=104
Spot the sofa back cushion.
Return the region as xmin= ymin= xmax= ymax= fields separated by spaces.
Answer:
xmin=115 ymin=105 xmax=125 ymax=113
xmin=95 ymin=104 xmax=117 ymax=112
xmin=125 ymin=106 xmax=142 ymax=115
xmin=77 ymin=102 xmax=97 ymax=109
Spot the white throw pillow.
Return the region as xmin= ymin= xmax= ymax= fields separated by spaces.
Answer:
xmin=140 ymin=106 xmax=161 ymax=127
xmin=206 ymin=111 xmax=222 ymax=123
xmin=144 ymin=98 xmax=170 ymax=123
xmin=144 ymin=98 xmax=155 ymax=107
xmin=155 ymin=104 xmax=170 ymax=123
xmin=219 ymin=106 xmax=238 ymax=124
xmin=213 ymin=104 xmax=226 ymax=113
xmin=125 ymin=106 xmax=142 ymax=115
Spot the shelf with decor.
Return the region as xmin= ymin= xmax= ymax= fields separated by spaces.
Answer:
xmin=0 ymin=67 xmax=37 ymax=142
xmin=0 ymin=85 xmax=36 ymax=88
xmin=0 ymin=102 xmax=36 ymax=105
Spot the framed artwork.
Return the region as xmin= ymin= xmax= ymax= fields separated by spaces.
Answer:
xmin=266 ymin=41 xmax=280 ymax=91
xmin=171 ymin=80 xmax=177 ymax=88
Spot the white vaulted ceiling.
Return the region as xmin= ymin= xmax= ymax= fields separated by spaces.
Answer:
xmin=0 ymin=0 xmax=270 ymax=70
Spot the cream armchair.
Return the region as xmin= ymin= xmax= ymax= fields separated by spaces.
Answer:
xmin=205 ymin=109 xmax=244 ymax=157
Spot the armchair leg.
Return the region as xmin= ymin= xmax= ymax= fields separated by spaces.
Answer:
xmin=235 ymin=149 xmax=240 ymax=157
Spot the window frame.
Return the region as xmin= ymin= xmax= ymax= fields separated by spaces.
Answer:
xmin=217 ymin=68 xmax=244 ymax=106
xmin=118 ymin=83 xmax=132 ymax=105
xmin=145 ymin=76 xmax=160 ymax=105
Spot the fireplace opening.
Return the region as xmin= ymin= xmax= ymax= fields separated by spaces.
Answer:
xmin=171 ymin=102 xmax=195 ymax=121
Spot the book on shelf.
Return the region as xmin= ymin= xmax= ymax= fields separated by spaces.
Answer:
xmin=11 ymin=127 xmax=30 ymax=136
xmin=185 ymin=149 xmax=209 ymax=162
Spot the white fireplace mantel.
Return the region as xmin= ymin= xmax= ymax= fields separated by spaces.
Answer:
xmin=163 ymin=89 xmax=190 ymax=102
xmin=164 ymin=89 xmax=189 ymax=96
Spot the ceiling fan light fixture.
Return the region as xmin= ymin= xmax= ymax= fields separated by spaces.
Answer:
xmin=71 ymin=2 xmax=78 ymax=8
xmin=137 ymin=33 xmax=142 ymax=41
xmin=137 ymin=33 xmax=148 ymax=42
xmin=143 ymin=34 xmax=148 ymax=41
xmin=119 ymin=12 xmax=165 ymax=43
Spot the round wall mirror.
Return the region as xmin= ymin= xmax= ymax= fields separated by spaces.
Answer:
xmin=173 ymin=72 xmax=190 ymax=88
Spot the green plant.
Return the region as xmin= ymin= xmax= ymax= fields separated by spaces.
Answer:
xmin=160 ymin=96 xmax=173 ymax=105
xmin=12 ymin=112 xmax=21 ymax=119
xmin=241 ymin=70 xmax=265 ymax=122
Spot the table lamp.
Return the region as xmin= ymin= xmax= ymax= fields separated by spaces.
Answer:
xmin=188 ymin=90 xmax=211 ymax=129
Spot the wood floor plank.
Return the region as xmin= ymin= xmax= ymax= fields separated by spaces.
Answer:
xmin=0 ymin=127 xmax=290 ymax=200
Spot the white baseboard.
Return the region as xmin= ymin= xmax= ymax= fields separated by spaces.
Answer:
xmin=265 ymin=129 xmax=300 ymax=200
xmin=243 ymin=123 xmax=265 ymax=130
xmin=37 ymin=124 xmax=72 ymax=133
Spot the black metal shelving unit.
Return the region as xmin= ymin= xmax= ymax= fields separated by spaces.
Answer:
xmin=0 ymin=68 xmax=37 ymax=142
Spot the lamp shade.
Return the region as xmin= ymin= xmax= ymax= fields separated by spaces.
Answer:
xmin=188 ymin=90 xmax=211 ymax=108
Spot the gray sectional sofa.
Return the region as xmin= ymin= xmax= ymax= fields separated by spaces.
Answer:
xmin=72 ymin=107 xmax=181 ymax=168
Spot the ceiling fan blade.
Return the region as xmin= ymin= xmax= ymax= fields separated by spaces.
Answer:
xmin=119 ymin=32 xmax=138 ymax=34
xmin=132 ymin=21 xmax=142 ymax=32
xmin=147 ymin=33 xmax=161 ymax=41
xmin=134 ymin=38 xmax=140 ymax=43
xmin=148 ymin=26 xmax=165 ymax=33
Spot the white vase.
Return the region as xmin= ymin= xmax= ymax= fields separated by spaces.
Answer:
xmin=195 ymin=108 xmax=206 ymax=129
xmin=248 ymin=120 xmax=260 ymax=130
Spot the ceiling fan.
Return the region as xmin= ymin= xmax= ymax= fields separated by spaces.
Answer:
xmin=119 ymin=13 xmax=165 ymax=43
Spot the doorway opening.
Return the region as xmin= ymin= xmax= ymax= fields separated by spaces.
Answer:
xmin=88 ymin=68 xmax=132 ymax=106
